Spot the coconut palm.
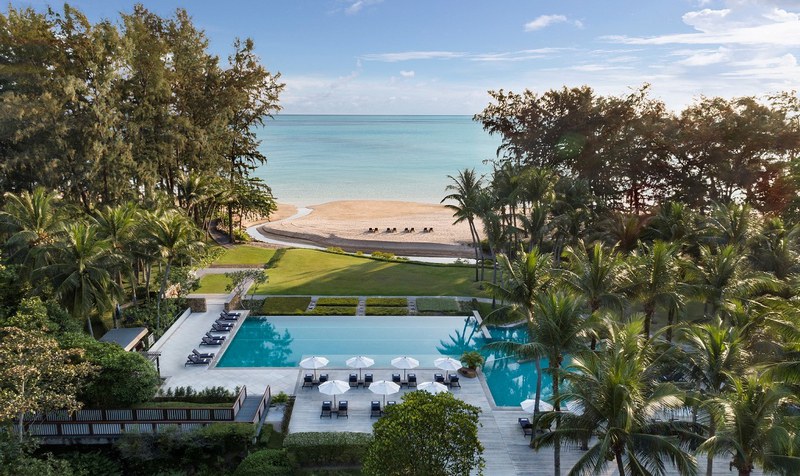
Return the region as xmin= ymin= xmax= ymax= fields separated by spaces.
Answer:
xmin=702 ymin=202 xmax=756 ymax=251
xmin=698 ymin=376 xmax=800 ymax=476
xmin=145 ymin=210 xmax=204 ymax=331
xmin=484 ymin=247 xmax=552 ymax=414
xmin=559 ymin=240 xmax=624 ymax=348
xmin=535 ymin=318 xmax=699 ymax=476
xmin=595 ymin=211 xmax=648 ymax=253
xmin=625 ymin=241 xmax=686 ymax=338
xmin=443 ymin=168 xmax=484 ymax=281
xmin=0 ymin=187 xmax=63 ymax=276
xmin=749 ymin=217 xmax=800 ymax=281
xmin=678 ymin=321 xmax=749 ymax=476
xmin=644 ymin=201 xmax=699 ymax=250
xmin=37 ymin=222 xmax=122 ymax=337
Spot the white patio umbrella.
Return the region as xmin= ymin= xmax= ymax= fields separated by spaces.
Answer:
xmin=417 ymin=381 xmax=449 ymax=394
xmin=345 ymin=355 xmax=375 ymax=380
xmin=434 ymin=357 xmax=463 ymax=373
xmin=318 ymin=379 xmax=350 ymax=407
xmin=299 ymin=356 xmax=329 ymax=380
xmin=564 ymin=400 xmax=584 ymax=416
xmin=521 ymin=399 xmax=554 ymax=413
xmin=368 ymin=380 xmax=400 ymax=406
xmin=391 ymin=356 xmax=420 ymax=379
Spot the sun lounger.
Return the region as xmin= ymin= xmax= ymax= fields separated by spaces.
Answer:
xmin=192 ymin=349 xmax=215 ymax=359
xmin=218 ymin=312 xmax=239 ymax=321
xmin=407 ymin=373 xmax=417 ymax=387
xmin=370 ymin=401 xmax=382 ymax=418
xmin=302 ymin=374 xmax=314 ymax=388
xmin=214 ymin=318 xmax=235 ymax=326
xmin=320 ymin=401 xmax=332 ymax=418
xmin=434 ymin=373 xmax=445 ymax=383
xmin=518 ymin=418 xmax=533 ymax=436
xmin=392 ymin=373 xmax=402 ymax=385
xmin=199 ymin=336 xmax=222 ymax=346
xmin=386 ymin=401 xmax=397 ymax=410
xmin=449 ymin=374 xmax=461 ymax=388
xmin=409 ymin=227 xmax=415 ymax=232
xmin=364 ymin=373 xmax=373 ymax=387
xmin=221 ymin=310 xmax=241 ymax=317
xmin=349 ymin=374 xmax=359 ymax=388
xmin=205 ymin=331 xmax=226 ymax=340
xmin=337 ymin=400 xmax=348 ymax=418
xmin=210 ymin=324 xmax=232 ymax=332
xmin=318 ymin=374 xmax=328 ymax=384
xmin=185 ymin=354 xmax=211 ymax=366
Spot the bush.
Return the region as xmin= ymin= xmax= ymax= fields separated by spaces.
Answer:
xmin=271 ymin=391 xmax=289 ymax=405
xmin=283 ymin=432 xmax=373 ymax=467
xmin=260 ymin=297 xmax=311 ymax=315
xmin=234 ymin=449 xmax=293 ymax=476
xmin=416 ymin=297 xmax=460 ymax=312
xmin=315 ymin=297 xmax=359 ymax=306
xmin=233 ymin=228 xmax=252 ymax=242
xmin=365 ymin=307 xmax=409 ymax=316
xmin=60 ymin=450 xmax=121 ymax=476
xmin=155 ymin=385 xmax=239 ymax=404
xmin=307 ymin=306 xmax=356 ymax=316
xmin=326 ymin=247 xmax=345 ymax=254
xmin=365 ymin=297 xmax=407 ymax=307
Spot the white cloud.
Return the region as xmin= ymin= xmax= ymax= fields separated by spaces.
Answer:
xmin=360 ymin=51 xmax=466 ymax=62
xmin=682 ymin=8 xmax=731 ymax=32
xmin=345 ymin=0 xmax=382 ymax=15
xmin=524 ymin=14 xmax=567 ymax=31
xmin=764 ymin=7 xmax=800 ymax=22
xmin=399 ymin=70 xmax=415 ymax=78
xmin=674 ymin=47 xmax=731 ymax=66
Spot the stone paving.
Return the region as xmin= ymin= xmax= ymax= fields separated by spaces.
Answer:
xmin=153 ymin=303 xmax=762 ymax=475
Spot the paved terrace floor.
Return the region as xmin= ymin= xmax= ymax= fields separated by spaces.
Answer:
xmin=153 ymin=304 xmax=762 ymax=475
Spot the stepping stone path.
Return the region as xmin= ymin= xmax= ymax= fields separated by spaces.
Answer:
xmin=407 ymin=297 xmax=417 ymax=315
xmin=306 ymin=297 xmax=318 ymax=312
xmin=356 ymin=297 xmax=366 ymax=316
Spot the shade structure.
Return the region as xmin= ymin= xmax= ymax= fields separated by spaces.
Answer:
xmin=369 ymin=380 xmax=400 ymax=405
xmin=417 ymin=381 xmax=449 ymax=395
xmin=345 ymin=355 xmax=375 ymax=380
xmin=521 ymin=399 xmax=554 ymax=413
xmin=434 ymin=357 xmax=463 ymax=372
xmin=299 ymin=356 xmax=329 ymax=380
xmin=318 ymin=379 xmax=350 ymax=406
xmin=391 ymin=356 xmax=420 ymax=379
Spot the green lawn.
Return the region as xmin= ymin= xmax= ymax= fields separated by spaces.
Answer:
xmin=212 ymin=245 xmax=275 ymax=266
xmin=196 ymin=249 xmax=483 ymax=296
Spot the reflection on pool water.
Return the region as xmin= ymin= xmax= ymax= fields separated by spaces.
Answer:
xmin=216 ymin=315 xmax=551 ymax=407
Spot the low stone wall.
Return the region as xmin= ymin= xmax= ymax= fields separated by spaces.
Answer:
xmin=186 ymin=297 xmax=207 ymax=312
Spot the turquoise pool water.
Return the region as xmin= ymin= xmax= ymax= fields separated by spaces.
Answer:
xmin=216 ymin=315 xmax=551 ymax=407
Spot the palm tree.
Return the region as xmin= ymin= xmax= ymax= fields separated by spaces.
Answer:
xmin=625 ymin=241 xmax=685 ymax=338
xmin=559 ymin=240 xmax=624 ymax=348
xmin=37 ymin=222 xmax=122 ymax=337
xmin=595 ymin=211 xmax=648 ymax=253
xmin=678 ymin=321 xmax=749 ymax=476
xmin=92 ymin=203 xmax=140 ymax=321
xmin=0 ymin=187 xmax=63 ymax=276
xmin=749 ymin=217 xmax=800 ymax=281
xmin=644 ymin=201 xmax=699 ymax=250
xmin=484 ymin=247 xmax=552 ymax=414
xmin=476 ymin=189 xmax=506 ymax=292
xmin=536 ymin=318 xmax=699 ymax=476
xmin=699 ymin=376 xmax=800 ymax=476
xmin=442 ymin=168 xmax=484 ymax=281
xmin=145 ymin=210 xmax=204 ymax=331
xmin=702 ymin=202 xmax=756 ymax=251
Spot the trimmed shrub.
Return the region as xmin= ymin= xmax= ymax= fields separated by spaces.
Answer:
xmin=260 ymin=297 xmax=311 ymax=315
xmin=155 ymin=385 xmax=238 ymax=404
xmin=326 ymin=247 xmax=345 ymax=254
xmin=365 ymin=307 xmax=409 ymax=316
xmin=283 ymin=432 xmax=373 ymax=467
xmin=365 ymin=297 xmax=407 ymax=307
xmin=315 ymin=297 xmax=359 ymax=306
xmin=307 ymin=306 xmax=356 ymax=316
xmin=234 ymin=449 xmax=293 ymax=476
xmin=416 ymin=297 xmax=460 ymax=312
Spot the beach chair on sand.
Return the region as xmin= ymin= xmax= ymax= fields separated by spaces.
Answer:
xmin=338 ymin=401 xmax=349 ymax=418
xmin=518 ymin=418 xmax=533 ymax=436
xmin=320 ymin=401 xmax=332 ymax=418
xmin=302 ymin=374 xmax=314 ymax=388
xmin=349 ymin=374 xmax=359 ymax=388
xmin=370 ymin=401 xmax=382 ymax=418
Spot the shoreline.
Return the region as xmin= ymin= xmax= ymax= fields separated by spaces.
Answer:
xmin=251 ymin=200 xmax=476 ymax=258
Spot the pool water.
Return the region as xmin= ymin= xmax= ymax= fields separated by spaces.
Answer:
xmin=216 ymin=315 xmax=552 ymax=407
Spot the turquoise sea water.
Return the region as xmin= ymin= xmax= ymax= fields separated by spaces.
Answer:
xmin=216 ymin=316 xmax=549 ymax=407
xmin=253 ymin=115 xmax=499 ymax=206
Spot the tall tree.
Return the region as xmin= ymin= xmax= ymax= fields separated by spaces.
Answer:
xmin=443 ymin=168 xmax=484 ymax=281
xmin=0 ymin=188 xmax=62 ymax=276
xmin=625 ymin=241 xmax=685 ymax=338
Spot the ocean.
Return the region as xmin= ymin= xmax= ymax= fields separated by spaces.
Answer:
xmin=253 ymin=115 xmax=500 ymax=206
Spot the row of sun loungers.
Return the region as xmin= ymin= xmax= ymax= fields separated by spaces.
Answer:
xmin=186 ymin=310 xmax=240 ymax=365
xmin=366 ymin=227 xmax=435 ymax=233
xmin=319 ymin=400 xmax=401 ymax=418
xmin=303 ymin=372 xmax=460 ymax=388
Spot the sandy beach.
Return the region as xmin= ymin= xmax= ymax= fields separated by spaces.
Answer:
xmin=256 ymin=200 xmax=476 ymax=257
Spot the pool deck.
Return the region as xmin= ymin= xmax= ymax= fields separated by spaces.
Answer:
xmin=153 ymin=303 xmax=762 ymax=475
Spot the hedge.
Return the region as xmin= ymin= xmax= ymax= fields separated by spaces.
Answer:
xmin=260 ymin=297 xmax=311 ymax=315
xmin=307 ymin=306 xmax=356 ymax=316
xmin=365 ymin=297 xmax=407 ymax=307
xmin=233 ymin=449 xmax=293 ymax=476
xmin=365 ymin=307 xmax=409 ymax=316
xmin=315 ymin=297 xmax=359 ymax=306
xmin=283 ymin=432 xmax=373 ymax=467
xmin=416 ymin=297 xmax=461 ymax=312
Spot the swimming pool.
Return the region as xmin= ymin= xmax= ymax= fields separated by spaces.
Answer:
xmin=216 ymin=315 xmax=551 ymax=406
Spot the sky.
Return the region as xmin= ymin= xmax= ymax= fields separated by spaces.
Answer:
xmin=9 ymin=0 xmax=800 ymax=114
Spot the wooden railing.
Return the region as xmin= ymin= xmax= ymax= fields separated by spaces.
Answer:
xmin=252 ymin=386 xmax=272 ymax=424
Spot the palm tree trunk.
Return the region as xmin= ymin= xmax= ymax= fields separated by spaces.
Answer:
xmin=666 ymin=307 xmax=676 ymax=342
xmin=616 ymin=451 xmax=626 ymax=476
xmin=157 ymin=259 xmax=173 ymax=332
xmin=643 ymin=303 xmax=654 ymax=338
xmin=534 ymin=359 xmax=543 ymax=414
xmin=705 ymin=419 xmax=716 ymax=476
xmin=86 ymin=315 xmax=94 ymax=338
xmin=552 ymin=363 xmax=561 ymax=476
xmin=468 ymin=219 xmax=479 ymax=282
